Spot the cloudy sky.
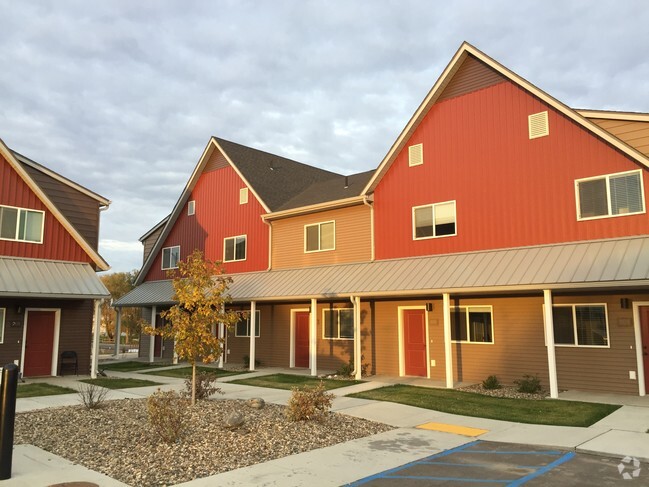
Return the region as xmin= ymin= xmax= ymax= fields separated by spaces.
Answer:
xmin=1 ymin=1 xmax=648 ymax=273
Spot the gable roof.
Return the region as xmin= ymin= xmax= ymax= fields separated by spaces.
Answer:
xmin=362 ymin=42 xmax=649 ymax=194
xmin=0 ymin=138 xmax=110 ymax=271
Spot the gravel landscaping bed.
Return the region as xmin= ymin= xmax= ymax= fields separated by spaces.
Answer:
xmin=15 ymin=398 xmax=393 ymax=487
xmin=459 ymin=384 xmax=549 ymax=400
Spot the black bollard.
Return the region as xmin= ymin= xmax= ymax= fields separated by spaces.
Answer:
xmin=0 ymin=364 xmax=18 ymax=480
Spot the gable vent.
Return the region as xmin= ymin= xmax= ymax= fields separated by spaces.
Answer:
xmin=408 ymin=143 xmax=424 ymax=166
xmin=528 ymin=111 xmax=549 ymax=139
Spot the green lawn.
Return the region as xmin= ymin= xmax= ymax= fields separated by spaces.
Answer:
xmin=80 ymin=378 xmax=162 ymax=389
xmin=98 ymin=361 xmax=172 ymax=372
xmin=17 ymin=383 xmax=76 ymax=398
xmin=350 ymin=385 xmax=620 ymax=427
xmin=143 ymin=366 xmax=245 ymax=379
xmin=230 ymin=373 xmax=362 ymax=391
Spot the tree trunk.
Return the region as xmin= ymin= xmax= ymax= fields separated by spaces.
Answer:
xmin=191 ymin=362 xmax=196 ymax=406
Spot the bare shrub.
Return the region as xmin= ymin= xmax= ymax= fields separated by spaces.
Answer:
xmin=78 ymin=383 xmax=109 ymax=409
xmin=285 ymin=382 xmax=334 ymax=421
xmin=181 ymin=372 xmax=222 ymax=401
xmin=147 ymin=389 xmax=189 ymax=443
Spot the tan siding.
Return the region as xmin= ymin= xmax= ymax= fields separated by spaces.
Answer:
xmin=271 ymin=204 xmax=371 ymax=269
xmin=589 ymin=119 xmax=649 ymax=157
xmin=437 ymin=55 xmax=506 ymax=102
xmin=142 ymin=225 xmax=164 ymax=264
xmin=204 ymin=149 xmax=229 ymax=173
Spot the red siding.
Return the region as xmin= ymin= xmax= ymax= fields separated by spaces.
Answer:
xmin=144 ymin=164 xmax=268 ymax=281
xmin=374 ymin=81 xmax=649 ymax=260
xmin=0 ymin=155 xmax=91 ymax=263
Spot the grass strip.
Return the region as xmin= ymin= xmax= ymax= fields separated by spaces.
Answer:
xmin=98 ymin=361 xmax=172 ymax=372
xmin=17 ymin=383 xmax=76 ymax=398
xmin=80 ymin=378 xmax=162 ymax=389
xmin=143 ymin=366 xmax=245 ymax=379
xmin=230 ymin=373 xmax=362 ymax=391
xmin=349 ymin=384 xmax=620 ymax=427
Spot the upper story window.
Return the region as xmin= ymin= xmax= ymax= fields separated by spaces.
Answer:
xmin=162 ymin=246 xmax=180 ymax=270
xmin=188 ymin=200 xmax=195 ymax=216
xmin=235 ymin=309 xmax=260 ymax=337
xmin=408 ymin=143 xmax=424 ymax=166
xmin=413 ymin=201 xmax=456 ymax=239
xmin=239 ymin=188 xmax=249 ymax=205
xmin=450 ymin=306 xmax=493 ymax=344
xmin=305 ymin=221 xmax=335 ymax=252
xmin=576 ymin=170 xmax=644 ymax=220
xmin=0 ymin=205 xmax=45 ymax=244
xmin=552 ymin=304 xmax=609 ymax=347
xmin=224 ymin=235 xmax=246 ymax=262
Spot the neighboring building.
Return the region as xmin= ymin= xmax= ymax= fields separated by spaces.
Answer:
xmin=117 ymin=42 xmax=649 ymax=397
xmin=0 ymin=139 xmax=110 ymax=377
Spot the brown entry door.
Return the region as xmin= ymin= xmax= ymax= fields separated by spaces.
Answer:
xmin=640 ymin=307 xmax=649 ymax=392
xmin=24 ymin=310 xmax=56 ymax=377
xmin=403 ymin=309 xmax=427 ymax=377
xmin=295 ymin=312 xmax=310 ymax=368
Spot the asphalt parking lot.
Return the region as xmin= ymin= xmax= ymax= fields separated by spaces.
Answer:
xmin=347 ymin=441 xmax=643 ymax=486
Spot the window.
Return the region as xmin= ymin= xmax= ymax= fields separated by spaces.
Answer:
xmin=552 ymin=304 xmax=609 ymax=347
xmin=188 ymin=200 xmax=195 ymax=216
xmin=162 ymin=246 xmax=180 ymax=270
xmin=305 ymin=221 xmax=335 ymax=252
xmin=239 ymin=188 xmax=249 ymax=205
xmin=0 ymin=205 xmax=44 ymax=243
xmin=235 ymin=310 xmax=261 ymax=337
xmin=0 ymin=308 xmax=4 ymax=344
xmin=323 ymin=308 xmax=354 ymax=339
xmin=413 ymin=201 xmax=456 ymax=239
xmin=576 ymin=170 xmax=644 ymax=220
xmin=450 ymin=306 xmax=493 ymax=343
xmin=408 ymin=143 xmax=423 ymax=166
xmin=224 ymin=235 xmax=246 ymax=262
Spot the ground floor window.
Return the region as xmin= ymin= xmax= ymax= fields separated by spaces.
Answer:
xmin=450 ymin=306 xmax=493 ymax=343
xmin=235 ymin=310 xmax=261 ymax=337
xmin=323 ymin=308 xmax=353 ymax=339
xmin=552 ymin=304 xmax=608 ymax=347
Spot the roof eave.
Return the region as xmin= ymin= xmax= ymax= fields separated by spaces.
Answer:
xmin=263 ymin=195 xmax=366 ymax=221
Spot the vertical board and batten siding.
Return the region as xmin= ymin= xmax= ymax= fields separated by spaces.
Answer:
xmin=588 ymin=118 xmax=649 ymax=158
xmin=0 ymin=155 xmax=91 ymax=263
xmin=373 ymin=61 xmax=649 ymax=261
xmin=142 ymin=225 xmax=165 ymax=264
xmin=144 ymin=153 xmax=269 ymax=281
xmin=271 ymin=204 xmax=372 ymax=269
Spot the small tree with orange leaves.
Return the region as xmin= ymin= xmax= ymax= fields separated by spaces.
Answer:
xmin=145 ymin=250 xmax=240 ymax=405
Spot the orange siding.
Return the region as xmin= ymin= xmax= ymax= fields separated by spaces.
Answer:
xmin=589 ymin=118 xmax=649 ymax=157
xmin=271 ymin=204 xmax=371 ymax=269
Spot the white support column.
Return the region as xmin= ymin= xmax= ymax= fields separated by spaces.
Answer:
xmin=249 ymin=301 xmax=257 ymax=371
xmin=443 ymin=293 xmax=453 ymax=389
xmin=149 ymin=306 xmax=156 ymax=363
xmin=543 ymin=290 xmax=559 ymax=399
xmin=218 ymin=322 xmax=225 ymax=368
xmin=90 ymin=299 xmax=102 ymax=379
xmin=310 ymin=298 xmax=318 ymax=376
xmin=113 ymin=307 xmax=122 ymax=357
xmin=354 ymin=297 xmax=362 ymax=380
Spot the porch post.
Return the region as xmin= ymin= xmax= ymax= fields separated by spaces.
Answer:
xmin=113 ymin=307 xmax=122 ymax=357
xmin=543 ymin=290 xmax=559 ymax=398
xmin=249 ymin=301 xmax=257 ymax=371
xmin=149 ymin=306 xmax=156 ymax=363
xmin=90 ymin=299 xmax=102 ymax=379
xmin=353 ymin=296 xmax=362 ymax=380
xmin=310 ymin=298 xmax=317 ymax=376
xmin=443 ymin=293 xmax=453 ymax=388
xmin=218 ymin=322 xmax=225 ymax=368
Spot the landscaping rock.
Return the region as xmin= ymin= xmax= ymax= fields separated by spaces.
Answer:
xmin=223 ymin=411 xmax=245 ymax=429
xmin=247 ymin=397 xmax=265 ymax=409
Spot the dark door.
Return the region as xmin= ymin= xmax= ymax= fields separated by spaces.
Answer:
xmin=640 ymin=307 xmax=649 ymax=392
xmin=295 ymin=312 xmax=310 ymax=368
xmin=24 ymin=311 xmax=56 ymax=377
xmin=404 ymin=309 xmax=427 ymax=377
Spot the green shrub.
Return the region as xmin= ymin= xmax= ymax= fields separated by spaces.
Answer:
xmin=77 ymin=383 xmax=109 ymax=409
xmin=182 ymin=371 xmax=222 ymax=401
xmin=482 ymin=375 xmax=502 ymax=390
xmin=335 ymin=356 xmax=369 ymax=377
xmin=147 ymin=389 xmax=189 ymax=443
xmin=285 ymin=381 xmax=334 ymax=421
xmin=514 ymin=374 xmax=542 ymax=394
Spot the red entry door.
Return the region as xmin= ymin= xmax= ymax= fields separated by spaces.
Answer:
xmin=403 ymin=309 xmax=427 ymax=377
xmin=24 ymin=311 xmax=56 ymax=377
xmin=295 ymin=312 xmax=310 ymax=368
xmin=640 ymin=307 xmax=649 ymax=392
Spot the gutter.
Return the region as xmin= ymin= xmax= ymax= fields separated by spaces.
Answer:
xmin=262 ymin=196 xmax=365 ymax=221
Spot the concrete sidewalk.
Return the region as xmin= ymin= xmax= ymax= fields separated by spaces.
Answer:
xmin=2 ymin=367 xmax=649 ymax=486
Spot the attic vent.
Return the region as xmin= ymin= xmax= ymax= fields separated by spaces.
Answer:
xmin=528 ymin=111 xmax=549 ymax=139
xmin=239 ymin=187 xmax=249 ymax=205
xmin=408 ymin=143 xmax=424 ymax=167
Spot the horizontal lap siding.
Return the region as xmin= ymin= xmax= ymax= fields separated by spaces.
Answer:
xmin=590 ymin=119 xmax=649 ymax=157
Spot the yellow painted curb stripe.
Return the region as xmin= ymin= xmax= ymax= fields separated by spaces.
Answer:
xmin=416 ymin=422 xmax=489 ymax=437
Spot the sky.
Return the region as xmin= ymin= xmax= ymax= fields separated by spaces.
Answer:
xmin=1 ymin=1 xmax=648 ymax=274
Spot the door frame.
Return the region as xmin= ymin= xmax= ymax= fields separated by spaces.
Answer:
xmin=632 ymin=302 xmax=648 ymax=396
xmin=20 ymin=308 xmax=61 ymax=377
xmin=290 ymin=308 xmax=310 ymax=368
xmin=398 ymin=306 xmax=430 ymax=378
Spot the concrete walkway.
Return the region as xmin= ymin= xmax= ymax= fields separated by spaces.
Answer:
xmin=2 ymin=365 xmax=649 ymax=486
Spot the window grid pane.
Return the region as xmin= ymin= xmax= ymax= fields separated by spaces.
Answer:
xmin=610 ymin=173 xmax=643 ymax=215
xmin=306 ymin=225 xmax=319 ymax=251
xmin=323 ymin=309 xmax=336 ymax=338
xmin=320 ymin=222 xmax=335 ymax=250
xmin=575 ymin=306 xmax=607 ymax=346
xmin=415 ymin=206 xmax=434 ymax=238
xmin=450 ymin=308 xmax=467 ymax=341
xmin=552 ymin=307 xmax=575 ymax=344
xmin=0 ymin=207 xmax=18 ymax=239
xmin=434 ymin=202 xmax=456 ymax=236
xmin=224 ymin=239 xmax=235 ymax=261
xmin=578 ymin=178 xmax=608 ymax=218
xmin=339 ymin=309 xmax=354 ymax=338
xmin=235 ymin=236 xmax=246 ymax=260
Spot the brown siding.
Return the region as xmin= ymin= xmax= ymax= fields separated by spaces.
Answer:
xmin=437 ymin=54 xmax=506 ymax=102
xmin=271 ymin=204 xmax=372 ymax=269
xmin=142 ymin=225 xmax=165 ymax=264
xmin=204 ymin=149 xmax=229 ymax=173
xmin=138 ymin=307 xmax=174 ymax=361
xmin=588 ymin=118 xmax=649 ymax=157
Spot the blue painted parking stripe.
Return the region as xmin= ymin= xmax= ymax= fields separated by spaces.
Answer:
xmin=424 ymin=461 xmax=535 ymax=469
xmin=385 ymin=475 xmax=512 ymax=483
xmin=507 ymin=451 xmax=576 ymax=486
xmin=463 ymin=450 xmax=564 ymax=455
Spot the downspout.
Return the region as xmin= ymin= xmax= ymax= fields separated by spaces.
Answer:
xmin=363 ymin=195 xmax=375 ymax=261
xmin=263 ymin=219 xmax=273 ymax=271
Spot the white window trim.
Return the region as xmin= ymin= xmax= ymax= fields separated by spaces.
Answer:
xmin=235 ymin=310 xmax=261 ymax=337
xmin=161 ymin=245 xmax=180 ymax=270
xmin=552 ymin=303 xmax=610 ymax=349
xmin=575 ymin=169 xmax=645 ymax=221
xmin=304 ymin=220 xmax=336 ymax=253
xmin=188 ymin=200 xmax=195 ymax=216
xmin=223 ymin=234 xmax=247 ymax=262
xmin=412 ymin=200 xmax=457 ymax=241
xmin=0 ymin=204 xmax=45 ymax=244
xmin=450 ymin=305 xmax=495 ymax=344
xmin=322 ymin=308 xmax=354 ymax=340
xmin=0 ymin=308 xmax=5 ymax=344
xmin=240 ymin=188 xmax=249 ymax=205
